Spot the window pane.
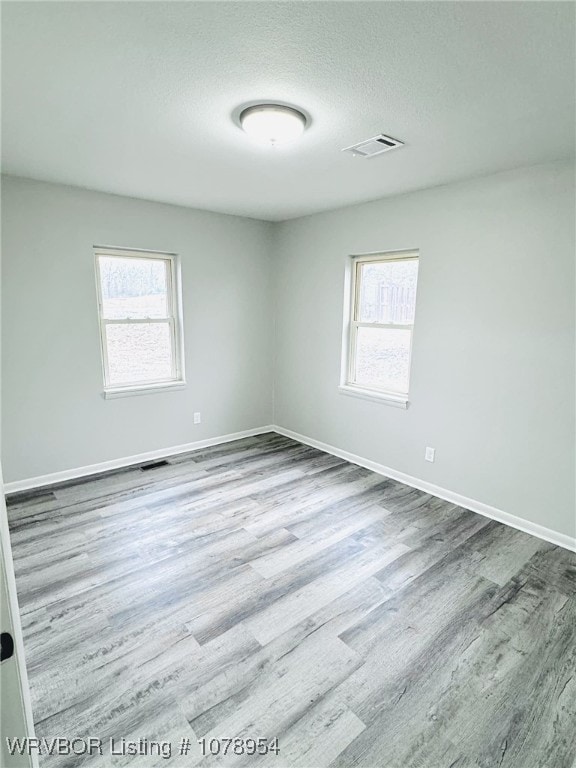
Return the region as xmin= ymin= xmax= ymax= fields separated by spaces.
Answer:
xmin=354 ymin=327 xmax=411 ymax=394
xmin=99 ymin=257 xmax=168 ymax=319
xmin=105 ymin=323 xmax=173 ymax=385
xmin=358 ymin=260 xmax=418 ymax=324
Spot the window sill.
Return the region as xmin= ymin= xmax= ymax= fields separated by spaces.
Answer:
xmin=103 ymin=381 xmax=187 ymax=399
xmin=338 ymin=384 xmax=409 ymax=409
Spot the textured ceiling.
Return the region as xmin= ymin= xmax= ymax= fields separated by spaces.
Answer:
xmin=2 ymin=1 xmax=574 ymax=221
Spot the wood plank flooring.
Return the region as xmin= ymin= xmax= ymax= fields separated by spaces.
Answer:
xmin=6 ymin=433 xmax=576 ymax=768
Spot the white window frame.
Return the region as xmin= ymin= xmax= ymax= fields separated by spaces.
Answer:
xmin=94 ymin=246 xmax=186 ymax=398
xmin=339 ymin=250 xmax=419 ymax=408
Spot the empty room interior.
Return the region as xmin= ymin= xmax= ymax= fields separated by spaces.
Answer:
xmin=1 ymin=2 xmax=575 ymax=767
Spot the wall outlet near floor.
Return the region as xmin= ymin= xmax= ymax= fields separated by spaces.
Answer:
xmin=425 ymin=447 xmax=435 ymax=462
xmin=193 ymin=412 xmax=201 ymax=425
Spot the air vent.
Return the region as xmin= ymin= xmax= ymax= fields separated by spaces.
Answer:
xmin=140 ymin=460 xmax=169 ymax=471
xmin=342 ymin=134 xmax=404 ymax=158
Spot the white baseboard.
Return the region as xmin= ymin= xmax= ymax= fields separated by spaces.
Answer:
xmin=6 ymin=423 xmax=575 ymax=554
xmin=273 ymin=425 xmax=576 ymax=553
xmin=4 ymin=426 xmax=275 ymax=495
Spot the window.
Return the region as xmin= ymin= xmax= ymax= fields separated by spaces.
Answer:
xmin=94 ymin=248 xmax=185 ymax=397
xmin=342 ymin=251 xmax=419 ymax=406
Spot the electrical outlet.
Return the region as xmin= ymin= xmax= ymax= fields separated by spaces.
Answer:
xmin=193 ymin=412 xmax=201 ymax=425
xmin=425 ymin=447 xmax=435 ymax=462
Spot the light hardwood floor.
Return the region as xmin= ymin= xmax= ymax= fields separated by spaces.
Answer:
xmin=6 ymin=433 xmax=576 ymax=768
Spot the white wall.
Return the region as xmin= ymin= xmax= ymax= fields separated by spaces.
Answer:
xmin=2 ymin=164 xmax=575 ymax=542
xmin=273 ymin=162 xmax=576 ymax=539
xmin=1 ymin=176 xmax=274 ymax=482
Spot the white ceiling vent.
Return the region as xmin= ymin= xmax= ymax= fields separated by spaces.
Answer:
xmin=342 ymin=134 xmax=404 ymax=158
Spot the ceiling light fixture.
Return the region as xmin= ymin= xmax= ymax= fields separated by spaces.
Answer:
xmin=239 ymin=104 xmax=307 ymax=146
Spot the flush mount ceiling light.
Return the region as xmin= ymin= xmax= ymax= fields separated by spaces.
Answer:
xmin=239 ymin=104 xmax=307 ymax=146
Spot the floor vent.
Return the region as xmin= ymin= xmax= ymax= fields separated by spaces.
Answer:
xmin=5 ymin=490 xmax=56 ymax=506
xmin=140 ymin=460 xmax=170 ymax=471
xmin=342 ymin=134 xmax=404 ymax=158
